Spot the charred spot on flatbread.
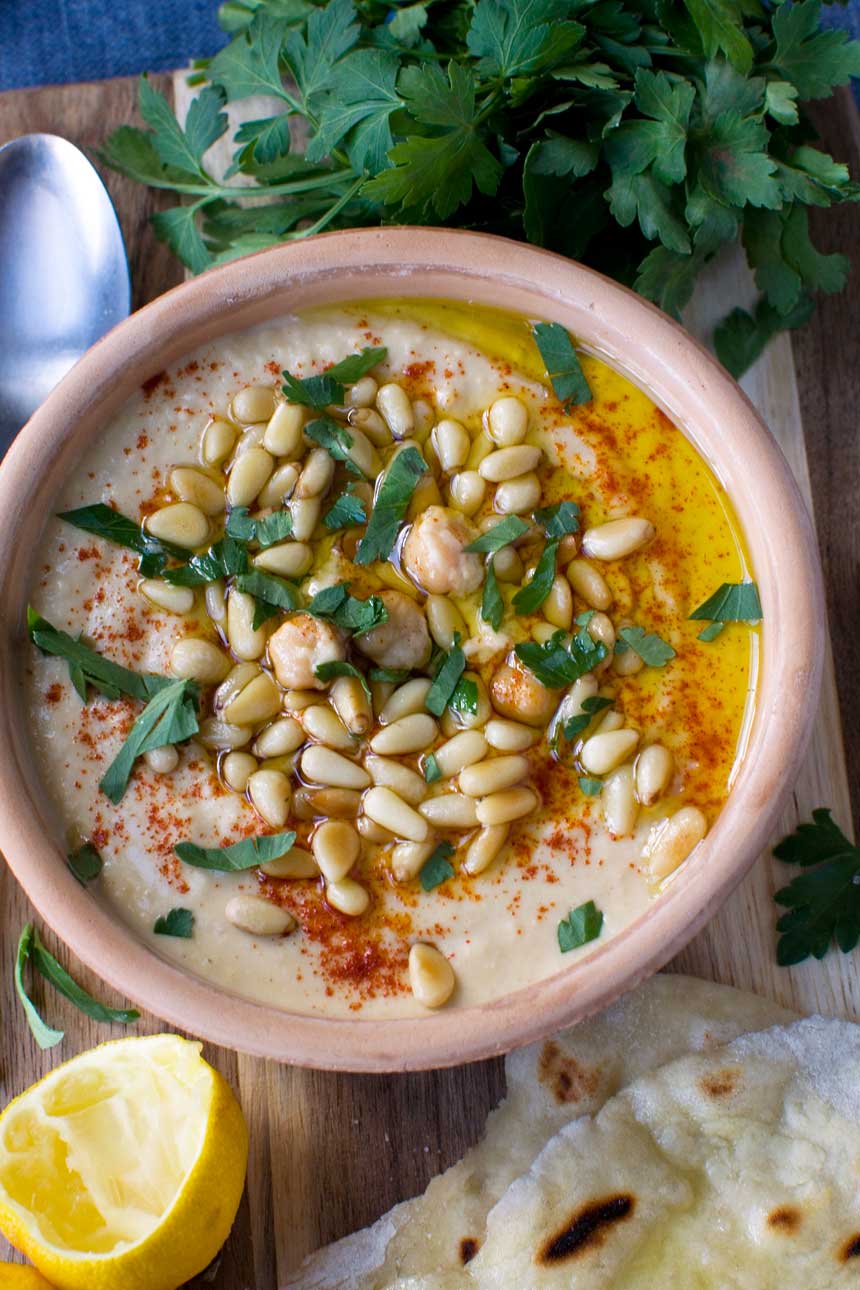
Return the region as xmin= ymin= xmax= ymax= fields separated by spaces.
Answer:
xmin=839 ymin=1234 xmax=860 ymax=1261
xmin=537 ymin=1193 xmax=635 ymax=1263
xmin=767 ymin=1206 xmax=802 ymax=1234
xmin=538 ymin=1041 xmax=602 ymax=1106
xmin=699 ymin=1066 xmax=741 ymax=1098
xmin=459 ymin=1237 xmax=479 ymax=1264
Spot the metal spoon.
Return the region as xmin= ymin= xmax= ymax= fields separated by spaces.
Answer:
xmin=0 ymin=133 xmax=130 ymax=452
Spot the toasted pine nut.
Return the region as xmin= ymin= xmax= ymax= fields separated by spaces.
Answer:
xmin=582 ymin=517 xmax=655 ymax=561
xmin=363 ymin=787 xmax=428 ymax=842
xmin=409 ymin=943 xmax=455 ymax=1008
xmin=263 ymin=402 xmax=305 ymax=457
xmin=253 ymin=717 xmax=305 ymax=758
xmin=370 ymin=679 xmax=395 ymax=718
xmin=215 ymin=662 xmax=262 ymax=712
xmin=301 ymin=745 xmax=370 ymax=789
xmin=312 ymin=819 xmax=360 ymax=882
xmin=412 ymin=399 xmax=435 ymax=438
xmin=593 ymin=709 xmax=623 ymax=735
xmin=460 ymin=754 xmax=529 ymax=797
xmin=253 ymin=541 xmax=313 ymax=578
xmin=282 ymin=689 xmax=319 ymax=712
xmin=479 ymin=444 xmax=541 ymax=483
xmin=248 ymin=768 xmax=291 ymax=826
xmin=449 ymin=470 xmax=487 ymax=516
xmin=204 ymin=579 xmax=226 ymax=624
xmin=302 ymin=704 xmax=356 ymax=751
xmin=484 ymin=718 xmax=539 ymax=752
xmin=351 ymin=406 xmax=390 ymax=446
xmin=234 ymin=424 xmax=266 ymax=457
xmin=343 ymin=426 xmax=378 ymax=478
xmin=376 ymin=383 xmax=414 ymax=438
xmin=326 ymin=878 xmax=370 ymax=917
xmin=463 ymin=824 xmax=509 ymax=875
xmin=139 ymin=578 xmax=195 ymax=615
xmin=531 ymin=622 xmax=558 ymax=645
xmin=587 ymin=611 xmax=616 ymax=653
xmin=144 ymin=744 xmax=179 ymax=774
xmin=227 ymin=446 xmax=274 ymax=508
xmin=307 ymin=788 xmax=361 ymax=817
xmin=289 ymin=496 xmax=321 ymax=541
xmin=347 ymin=375 xmax=378 ymax=407
xmin=231 ymin=385 xmax=276 ymax=425
xmin=487 ymin=396 xmax=528 ymax=446
xmin=226 ymin=589 xmax=267 ymax=660
xmin=602 ymin=764 xmax=637 ymax=837
xmin=366 ymin=755 xmax=427 ymax=806
xmin=197 ymin=718 xmax=252 ymax=750
xmin=379 ymin=678 xmax=433 ymax=726
xmin=170 ymin=466 xmax=225 ymax=517
xmin=390 ymin=838 xmax=437 ymax=882
xmin=432 ymin=730 xmax=488 ymax=778
xmin=647 ymin=805 xmax=707 ymax=878
xmin=171 ymin=637 xmax=230 ymax=685
xmin=226 ymin=894 xmax=295 ymax=936
xmin=222 ymin=750 xmax=258 ymax=792
xmin=423 ymin=597 xmax=467 ymax=654
xmin=432 ymin=418 xmax=470 ymax=471
xmin=580 ymin=728 xmax=638 ymax=775
xmin=475 ymin=786 xmax=538 ymax=826
xmin=543 ymin=574 xmax=573 ymax=630
xmin=202 ymin=417 xmax=237 ymax=466
xmin=418 ymin=793 xmax=479 ymax=829
xmin=466 ymin=430 xmax=494 ymax=470
xmin=329 ymin=676 xmax=372 ymax=736
xmin=370 ymin=713 xmax=437 ymax=756
xmin=358 ymin=816 xmax=395 ymax=844
xmin=493 ymin=546 xmax=524 ymax=584
xmin=297 ymin=446 xmax=335 ymax=499
xmin=147 ymin=502 xmax=208 ymax=550
xmin=257 ymin=463 xmax=299 ymax=510
xmin=260 ymin=847 xmax=318 ymax=879
xmin=635 ymin=744 xmax=674 ymax=805
xmin=495 ymin=473 xmax=541 ymax=514
xmin=224 ymin=673 xmax=281 ymax=726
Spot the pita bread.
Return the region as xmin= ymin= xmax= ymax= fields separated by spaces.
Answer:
xmin=292 ymin=975 xmax=792 ymax=1287
xmin=469 ymin=1018 xmax=860 ymax=1288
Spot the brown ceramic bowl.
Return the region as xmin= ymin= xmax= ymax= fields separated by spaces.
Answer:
xmin=0 ymin=229 xmax=823 ymax=1071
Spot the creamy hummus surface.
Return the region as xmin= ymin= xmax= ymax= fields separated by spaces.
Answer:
xmin=25 ymin=302 xmax=757 ymax=1018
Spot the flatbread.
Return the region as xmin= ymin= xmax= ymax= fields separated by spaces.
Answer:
xmin=469 ymin=1018 xmax=860 ymax=1288
xmin=291 ymin=975 xmax=792 ymax=1287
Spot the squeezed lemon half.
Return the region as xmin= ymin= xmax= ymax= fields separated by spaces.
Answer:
xmin=0 ymin=1267 xmax=56 ymax=1288
xmin=0 ymin=1035 xmax=248 ymax=1290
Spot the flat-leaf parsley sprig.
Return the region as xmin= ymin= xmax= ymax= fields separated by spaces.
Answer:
xmin=772 ymin=808 xmax=860 ymax=965
xmin=101 ymin=0 xmax=860 ymax=376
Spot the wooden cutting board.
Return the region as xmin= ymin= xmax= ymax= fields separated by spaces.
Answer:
xmin=0 ymin=74 xmax=859 ymax=1288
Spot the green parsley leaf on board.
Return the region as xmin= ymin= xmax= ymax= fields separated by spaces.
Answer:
xmin=464 ymin=516 xmax=529 ymax=554
xmin=533 ymin=501 xmax=580 ymax=539
xmin=516 ymin=629 xmax=607 ymax=688
xmin=532 ymin=323 xmax=592 ymax=408
xmin=616 ymin=625 xmax=676 ymax=668
xmin=690 ymin=580 xmax=763 ymax=625
xmin=15 ymin=925 xmax=64 ymax=1050
xmin=153 ymin=909 xmax=195 ymax=938
xmin=773 ymin=809 xmax=860 ymax=965
xmin=67 ymin=843 xmax=103 ymax=886
xmin=27 ymin=609 xmax=173 ymax=705
xmin=355 ymin=446 xmax=427 ymax=566
xmin=419 ymin=841 xmax=456 ymax=892
xmin=481 ymin=557 xmax=505 ymax=631
xmin=557 ymin=900 xmax=604 ymax=953
xmin=314 ymin=659 xmax=371 ymax=700
xmin=578 ymin=776 xmax=603 ymax=796
xmin=307 ymin=582 xmax=388 ymax=635
xmin=175 ymin=829 xmax=297 ymax=872
xmin=425 ymin=637 xmax=467 ymax=717
xmin=282 ymin=346 xmax=387 ymax=409
xmin=100 ymin=679 xmax=200 ymax=804
xmin=323 ymin=488 xmax=367 ymax=530
xmin=424 ymin=753 xmax=442 ymax=784
xmin=512 ymin=540 xmax=559 ymax=615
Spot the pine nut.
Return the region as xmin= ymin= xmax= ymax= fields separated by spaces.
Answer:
xmin=567 ymin=559 xmax=613 ymax=609
xmin=263 ymin=402 xmax=305 ymax=457
xmin=252 ymin=717 xmax=305 ymax=758
xmin=248 ymin=768 xmax=291 ymax=826
xmin=462 ymin=824 xmax=509 ymax=876
xmin=379 ymin=678 xmax=433 ymax=725
xmin=226 ymin=589 xmax=268 ymax=660
xmin=347 ymin=375 xmax=378 ymax=407
xmin=302 ymin=704 xmax=356 ymax=751
xmin=432 ymin=418 xmax=470 ymax=471
xmin=647 ymin=806 xmax=707 ymax=878
xmin=493 ymin=546 xmax=524 ymax=583
xmin=602 ymin=764 xmax=637 ymax=837
xmin=449 ymin=470 xmax=486 ymax=516
xmin=587 ymin=611 xmax=616 ymax=652
xmin=466 ymin=431 xmax=494 ymax=470
xmin=171 ymin=637 xmax=230 ymax=684
xmin=365 ymin=755 xmax=427 ymax=806
xmin=139 ymin=578 xmax=195 ymax=615
xmin=170 ymin=466 xmax=225 ymax=516
xmin=593 ymin=709 xmax=623 ymax=735
xmin=424 ymin=598 xmax=467 ymax=653
xmin=358 ymin=816 xmax=395 ymax=844
xmin=614 ymin=639 xmax=645 ymax=676
xmin=306 ymin=788 xmax=361 ymax=817
xmin=460 ymin=754 xmax=529 ymax=797
xmin=260 ymin=752 xmax=301 ymax=776
xmin=330 ymin=675 xmax=372 ymax=735
xmin=253 ymin=541 xmax=313 ymax=578
xmin=227 ymin=447 xmax=274 ymax=507
xmin=446 ymin=671 xmax=490 ymax=732
xmin=487 ymin=396 xmax=528 ymax=445
xmin=205 ymin=579 xmax=226 ymax=625
xmin=495 ymin=473 xmax=541 ymax=514
xmin=412 ymin=399 xmax=435 ymax=438
xmin=370 ymin=679 xmax=394 ymax=718
xmin=343 ymin=426 xmax=378 ymax=478
xmin=551 ymin=676 xmax=599 ymax=745
xmin=231 ymin=385 xmax=276 ymax=425
xmin=226 ymin=894 xmax=296 ymax=936
xmin=363 ymin=787 xmax=428 ymax=841
xmin=296 ymin=446 xmax=335 ymax=499
xmin=257 ymin=463 xmax=299 ymax=510
xmin=351 ymin=406 xmax=390 ymax=446
xmin=543 ymin=574 xmax=573 ymax=630
xmin=147 ymin=502 xmax=208 ymax=550
xmin=479 ymin=445 xmax=541 ymax=483
xmin=580 ymin=728 xmax=639 ymax=775
xmin=475 ymin=786 xmax=538 ymax=826
xmin=260 ymin=847 xmax=318 ymax=879
xmin=635 ymin=744 xmax=674 ymax=805
xmin=390 ymin=838 xmax=437 ymax=882
xmin=558 ymin=533 xmax=580 ymax=564
xmin=222 ymin=750 xmax=258 ymax=792
xmin=144 ymin=744 xmax=179 ymax=774
xmin=223 ymin=673 xmax=281 ymax=726
xmin=202 ymin=417 xmax=237 ymax=466
xmin=484 ymin=718 xmax=539 ymax=752
xmin=312 ymin=819 xmax=360 ymax=882
xmin=419 ymin=793 xmax=479 ymax=829
xmin=326 ymin=878 xmax=370 ymax=917
xmin=409 ymin=943 xmax=455 ymax=1008
xmin=289 ymin=496 xmax=321 ymax=541
xmin=370 ymin=713 xmax=437 ymax=756
xmin=376 ymin=383 xmax=414 ymax=437
xmin=301 ymin=745 xmax=370 ymax=789
xmin=198 ymin=718 xmax=252 ymax=750
xmin=433 ymin=730 xmax=488 ymax=777
xmin=283 ymin=689 xmax=319 ymax=712
xmin=531 ymin=622 xmax=558 ymax=645
xmin=582 ymin=517 xmax=655 ymax=561
xmin=215 ymin=662 xmax=262 ymax=712
xmin=234 ymin=424 xmax=266 ymax=457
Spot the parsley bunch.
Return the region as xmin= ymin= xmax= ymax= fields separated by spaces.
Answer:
xmin=102 ymin=0 xmax=860 ymax=375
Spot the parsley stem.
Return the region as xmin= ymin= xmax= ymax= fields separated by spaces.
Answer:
xmin=129 ymin=169 xmax=355 ymax=200
xmin=285 ymin=175 xmax=366 ymax=239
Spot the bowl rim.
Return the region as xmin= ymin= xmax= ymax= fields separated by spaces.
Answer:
xmin=0 ymin=227 xmax=823 ymax=1071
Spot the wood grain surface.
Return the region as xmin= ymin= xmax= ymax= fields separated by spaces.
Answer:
xmin=0 ymin=74 xmax=858 ymax=1289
